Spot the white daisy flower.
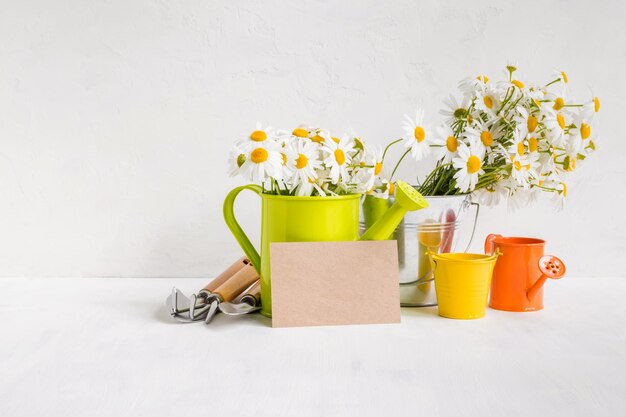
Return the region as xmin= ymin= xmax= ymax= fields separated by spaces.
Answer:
xmin=322 ymin=135 xmax=354 ymax=184
xmin=433 ymin=123 xmax=459 ymax=164
xmin=474 ymin=85 xmax=501 ymax=116
xmin=439 ymin=95 xmax=470 ymax=124
xmin=354 ymin=144 xmax=383 ymax=192
xmin=452 ymin=140 xmax=485 ymax=193
xmin=509 ymin=153 xmax=539 ymax=188
xmin=228 ymin=145 xmax=247 ymax=177
xmin=513 ymin=106 xmax=539 ymax=139
xmin=286 ymin=138 xmax=323 ymax=189
xmin=458 ymin=75 xmax=490 ymax=97
xmin=464 ymin=119 xmax=502 ymax=155
xmin=553 ymin=69 xmax=569 ymax=86
xmin=239 ymin=143 xmax=283 ymax=183
xmin=542 ymin=107 xmax=571 ymax=147
xmin=476 ymin=181 xmax=507 ymax=207
xmin=568 ymin=112 xmax=593 ymax=154
xmin=402 ymin=108 xmax=432 ymax=161
xmin=582 ymin=96 xmax=601 ymax=121
xmin=238 ymin=122 xmax=274 ymax=151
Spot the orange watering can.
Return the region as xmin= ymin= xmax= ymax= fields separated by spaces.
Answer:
xmin=485 ymin=234 xmax=566 ymax=312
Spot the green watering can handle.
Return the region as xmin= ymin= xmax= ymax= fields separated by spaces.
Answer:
xmin=223 ymin=184 xmax=263 ymax=273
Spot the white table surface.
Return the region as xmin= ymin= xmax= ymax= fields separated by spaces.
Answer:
xmin=1 ymin=277 xmax=625 ymax=417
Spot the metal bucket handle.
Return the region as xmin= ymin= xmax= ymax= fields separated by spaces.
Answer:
xmin=460 ymin=199 xmax=480 ymax=253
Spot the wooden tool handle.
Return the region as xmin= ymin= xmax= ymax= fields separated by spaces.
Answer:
xmin=239 ymin=280 xmax=261 ymax=306
xmin=202 ymin=256 xmax=250 ymax=293
xmin=213 ymin=264 xmax=259 ymax=302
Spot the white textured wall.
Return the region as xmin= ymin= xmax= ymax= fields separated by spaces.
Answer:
xmin=1 ymin=0 xmax=624 ymax=277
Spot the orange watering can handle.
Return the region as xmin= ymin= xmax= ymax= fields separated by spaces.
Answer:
xmin=223 ymin=184 xmax=263 ymax=274
xmin=484 ymin=234 xmax=502 ymax=255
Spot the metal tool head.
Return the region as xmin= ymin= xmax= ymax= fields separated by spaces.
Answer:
xmin=219 ymin=301 xmax=262 ymax=316
xmin=204 ymin=300 xmax=220 ymax=324
xmin=166 ymin=287 xmax=191 ymax=316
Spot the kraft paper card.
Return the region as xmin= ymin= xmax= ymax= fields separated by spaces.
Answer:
xmin=270 ymin=240 xmax=400 ymax=328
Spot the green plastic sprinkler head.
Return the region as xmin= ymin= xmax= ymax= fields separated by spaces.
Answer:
xmin=359 ymin=181 xmax=429 ymax=241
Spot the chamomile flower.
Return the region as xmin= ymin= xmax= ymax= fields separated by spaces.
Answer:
xmin=474 ymin=85 xmax=501 ymax=116
xmin=286 ymin=138 xmax=323 ymax=188
xmin=228 ymin=145 xmax=247 ymax=177
xmin=542 ymin=107 xmax=570 ymax=147
xmin=464 ymin=120 xmax=502 ymax=155
xmin=238 ymin=122 xmax=274 ymax=151
xmin=458 ymin=75 xmax=490 ymax=97
xmin=582 ymin=96 xmax=601 ymax=120
xmin=553 ymin=69 xmax=569 ymax=85
xmin=402 ymin=109 xmax=432 ymax=161
xmin=476 ymin=181 xmax=507 ymax=207
xmin=439 ymin=95 xmax=470 ymax=124
xmin=568 ymin=112 xmax=593 ymax=154
xmin=354 ymin=144 xmax=383 ymax=192
xmin=509 ymin=153 xmax=539 ymax=188
xmin=433 ymin=123 xmax=459 ymax=163
xmin=452 ymin=141 xmax=485 ymax=193
xmin=322 ymin=134 xmax=354 ymax=184
xmin=513 ymin=106 xmax=539 ymax=138
xmin=238 ymin=143 xmax=283 ymax=183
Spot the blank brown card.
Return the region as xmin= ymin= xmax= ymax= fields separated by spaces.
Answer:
xmin=269 ymin=240 xmax=400 ymax=328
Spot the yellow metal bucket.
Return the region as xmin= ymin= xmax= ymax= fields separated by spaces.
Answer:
xmin=429 ymin=252 xmax=500 ymax=319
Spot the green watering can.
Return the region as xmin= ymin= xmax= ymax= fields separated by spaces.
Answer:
xmin=223 ymin=180 xmax=428 ymax=317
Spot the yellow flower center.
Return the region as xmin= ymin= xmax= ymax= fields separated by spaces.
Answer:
xmin=561 ymin=71 xmax=568 ymax=83
xmin=388 ymin=181 xmax=395 ymax=195
xmin=556 ymin=113 xmax=565 ymax=129
xmin=512 ymin=79 xmax=524 ymax=89
xmin=580 ymin=123 xmax=591 ymax=140
xmin=334 ymin=149 xmax=346 ymax=165
xmin=527 ymin=115 xmax=538 ymax=133
xmin=280 ymin=153 xmax=287 ymax=165
xmin=529 ymin=137 xmax=538 ymax=153
xmin=250 ymin=148 xmax=268 ymax=163
xmin=594 ymin=97 xmax=600 ymax=112
xmin=332 ymin=137 xmax=340 ymax=144
xmin=466 ymin=155 xmax=481 ymax=174
xmin=374 ymin=161 xmax=383 ymax=175
xmin=250 ymin=130 xmax=267 ymax=142
xmin=476 ymin=75 xmax=489 ymax=83
xmin=483 ymin=96 xmax=494 ymax=109
xmin=295 ymin=153 xmax=308 ymax=169
xmin=480 ymin=130 xmax=493 ymax=146
xmin=359 ymin=161 xmax=365 ymax=167
xmin=236 ymin=154 xmax=246 ymax=167
xmin=467 ymin=114 xmax=474 ymax=124
xmin=308 ymin=177 xmax=316 ymax=184
xmin=311 ymin=134 xmax=325 ymax=143
xmin=514 ymin=160 xmax=522 ymax=171
xmin=414 ymin=126 xmax=426 ymax=142
xmin=553 ymin=97 xmax=565 ymax=110
xmin=446 ymin=136 xmax=458 ymax=152
xmin=517 ymin=142 xmax=525 ymax=156
xmin=561 ymin=182 xmax=567 ymax=197
xmin=292 ymin=128 xmax=309 ymax=138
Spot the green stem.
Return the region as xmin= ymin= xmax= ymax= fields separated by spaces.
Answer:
xmin=382 ymin=138 xmax=403 ymax=164
xmin=390 ymin=148 xmax=411 ymax=181
xmin=544 ymin=78 xmax=561 ymax=88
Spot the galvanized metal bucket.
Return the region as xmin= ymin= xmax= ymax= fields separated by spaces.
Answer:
xmin=360 ymin=193 xmax=479 ymax=307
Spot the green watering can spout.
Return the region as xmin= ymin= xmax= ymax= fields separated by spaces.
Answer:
xmin=360 ymin=181 xmax=429 ymax=241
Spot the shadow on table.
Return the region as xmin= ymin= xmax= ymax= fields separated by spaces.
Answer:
xmin=401 ymin=306 xmax=439 ymax=317
xmin=153 ymin=303 xmax=271 ymax=327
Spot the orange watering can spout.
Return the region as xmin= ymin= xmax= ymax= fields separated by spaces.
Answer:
xmin=526 ymin=255 xmax=566 ymax=301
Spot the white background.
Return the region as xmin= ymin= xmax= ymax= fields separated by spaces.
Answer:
xmin=1 ymin=0 xmax=624 ymax=278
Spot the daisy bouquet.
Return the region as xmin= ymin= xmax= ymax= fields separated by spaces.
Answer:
xmin=379 ymin=65 xmax=599 ymax=209
xmin=228 ymin=124 xmax=385 ymax=197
